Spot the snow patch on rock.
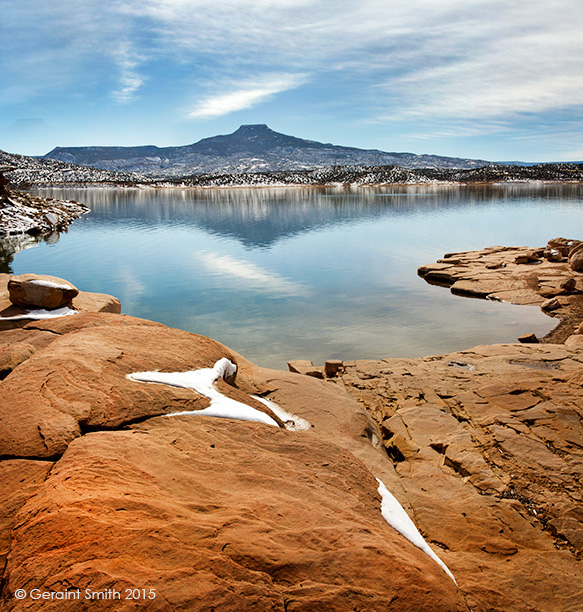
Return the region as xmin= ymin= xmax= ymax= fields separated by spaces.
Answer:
xmin=127 ymin=358 xmax=280 ymax=427
xmin=376 ymin=478 xmax=457 ymax=584
xmin=0 ymin=306 xmax=78 ymax=320
xmin=252 ymin=395 xmax=311 ymax=431
xmin=29 ymin=279 xmax=74 ymax=290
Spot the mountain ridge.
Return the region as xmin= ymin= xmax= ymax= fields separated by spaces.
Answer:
xmin=43 ymin=124 xmax=493 ymax=176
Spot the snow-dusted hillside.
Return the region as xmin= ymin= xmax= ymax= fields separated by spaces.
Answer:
xmin=0 ymin=149 xmax=149 ymax=187
xmin=2 ymin=147 xmax=581 ymax=189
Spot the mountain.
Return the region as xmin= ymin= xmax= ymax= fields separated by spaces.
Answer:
xmin=43 ymin=124 xmax=491 ymax=176
xmin=3 ymin=146 xmax=582 ymax=189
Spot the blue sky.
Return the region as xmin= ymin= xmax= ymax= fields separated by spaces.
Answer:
xmin=1 ymin=0 xmax=582 ymax=161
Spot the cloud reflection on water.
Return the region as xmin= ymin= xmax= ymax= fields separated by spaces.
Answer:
xmin=196 ymin=250 xmax=311 ymax=298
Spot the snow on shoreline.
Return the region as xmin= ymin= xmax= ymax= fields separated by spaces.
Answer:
xmin=0 ymin=190 xmax=89 ymax=236
xmin=0 ymin=306 xmax=78 ymax=320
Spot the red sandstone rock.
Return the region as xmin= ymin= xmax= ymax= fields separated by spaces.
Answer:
xmin=419 ymin=242 xmax=583 ymax=342
xmin=324 ymin=359 xmax=343 ymax=377
xmin=0 ymin=313 xmax=283 ymax=458
xmin=1 ymin=273 xmax=582 ymax=612
xmin=287 ymin=360 xmax=324 ymax=378
xmin=0 ymin=274 xmax=121 ymax=332
xmin=1 ymin=419 xmax=465 ymax=612
xmin=569 ymin=242 xmax=583 ymax=271
xmin=8 ymin=273 xmax=78 ymax=308
xmin=328 ymin=343 xmax=583 ymax=612
xmin=0 ymin=460 xmax=53 ymax=567
xmin=518 ymin=333 xmax=539 ymax=343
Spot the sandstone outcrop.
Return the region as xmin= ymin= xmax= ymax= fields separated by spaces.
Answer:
xmin=418 ymin=239 xmax=583 ymax=342
xmin=0 ymin=296 xmax=466 ymax=611
xmin=0 ymin=273 xmax=121 ymax=331
xmin=3 ymin=419 xmax=464 ymax=612
xmin=2 ymin=273 xmax=582 ymax=612
xmin=320 ymin=343 xmax=583 ymax=612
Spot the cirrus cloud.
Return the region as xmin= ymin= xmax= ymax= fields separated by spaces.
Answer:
xmin=187 ymin=74 xmax=308 ymax=119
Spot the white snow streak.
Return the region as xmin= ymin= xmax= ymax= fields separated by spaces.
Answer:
xmin=29 ymin=279 xmax=73 ymax=290
xmin=127 ymin=358 xmax=280 ymax=427
xmin=252 ymin=395 xmax=311 ymax=431
xmin=0 ymin=306 xmax=78 ymax=320
xmin=376 ymin=479 xmax=457 ymax=584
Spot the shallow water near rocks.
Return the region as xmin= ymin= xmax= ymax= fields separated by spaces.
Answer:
xmin=7 ymin=183 xmax=583 ymax=369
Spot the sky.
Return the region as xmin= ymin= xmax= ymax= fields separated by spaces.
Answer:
xmin=1 ymin=0 xmax=582 ymax=162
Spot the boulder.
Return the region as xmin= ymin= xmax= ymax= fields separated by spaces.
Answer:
xmin=568 ymin=243 xmax=583 ymax=271
xmin=543 ymin=246 xmax=563 ymax=261
xmin=560 ymin=277 xmax=577 ymax=293
xmin=547 ymin=237 xmax=581 ymax=257
xmin=8 ymin=273 xmax=78 ymax=308
xmin=541 ymin=297 xmax=561 ymax=312
xmin=565 ymin=334 xmax=583 ymax=348
xmin=518 ymin=333 xmax=538 ymax=344
xmin=325 ymin=359 xmax=343 ymax=377
xmin=287 ymin=360 xmax=325 ymax=378
xmin=0 ymin=274 xmax=121 ymax=331
xmin=515 ymin=250 xmax=542 ymax=264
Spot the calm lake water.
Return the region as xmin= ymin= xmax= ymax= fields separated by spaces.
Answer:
xmin=7 ymin=183 xmax=583 ymax=369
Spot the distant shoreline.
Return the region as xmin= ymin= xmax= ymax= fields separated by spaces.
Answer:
xmin=3 ymin=156 xmax=582 ymax=190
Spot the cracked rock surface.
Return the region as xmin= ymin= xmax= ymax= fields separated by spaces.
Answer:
xmin=327 ymin=343 xmax=583 ymax=612
xmin=2 ymin=263 xmax=582 ymax=611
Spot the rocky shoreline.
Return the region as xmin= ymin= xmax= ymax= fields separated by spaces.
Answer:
xmin=417 ymin=238 xmax=583 ymax=344
xmin=0 ymin=264 xmax=582 ymax=612
xmin=0 ymin=169 xmax=89 ymax=238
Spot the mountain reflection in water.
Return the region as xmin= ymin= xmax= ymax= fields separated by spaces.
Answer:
xmin=8 ymin=183 xmax=582 ymax=369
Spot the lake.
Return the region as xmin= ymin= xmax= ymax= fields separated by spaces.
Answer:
xmin=6 ymin=183 xmax=583 ymax=369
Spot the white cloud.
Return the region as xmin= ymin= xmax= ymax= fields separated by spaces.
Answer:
xmin=2 ymin=0 xmax=581 ymax=156
xmin=188 ymin=74 xmax=306 ymax=119
xmin=121 ymin=0 xmax=583 ymax=123
xmin=196 ymin=251 xmax=310 ymax=297
xmin=111 ymin=42 xmax=145 ymax=103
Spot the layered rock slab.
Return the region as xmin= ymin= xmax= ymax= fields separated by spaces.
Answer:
xmin=0 ymin=417 xmax=464 ymax=612
xmin=417 ymin=242 xmax=583 ymax=342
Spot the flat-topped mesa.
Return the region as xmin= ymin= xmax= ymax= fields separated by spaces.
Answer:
xmin=417 ymin=238 xmax=583 ymax=343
